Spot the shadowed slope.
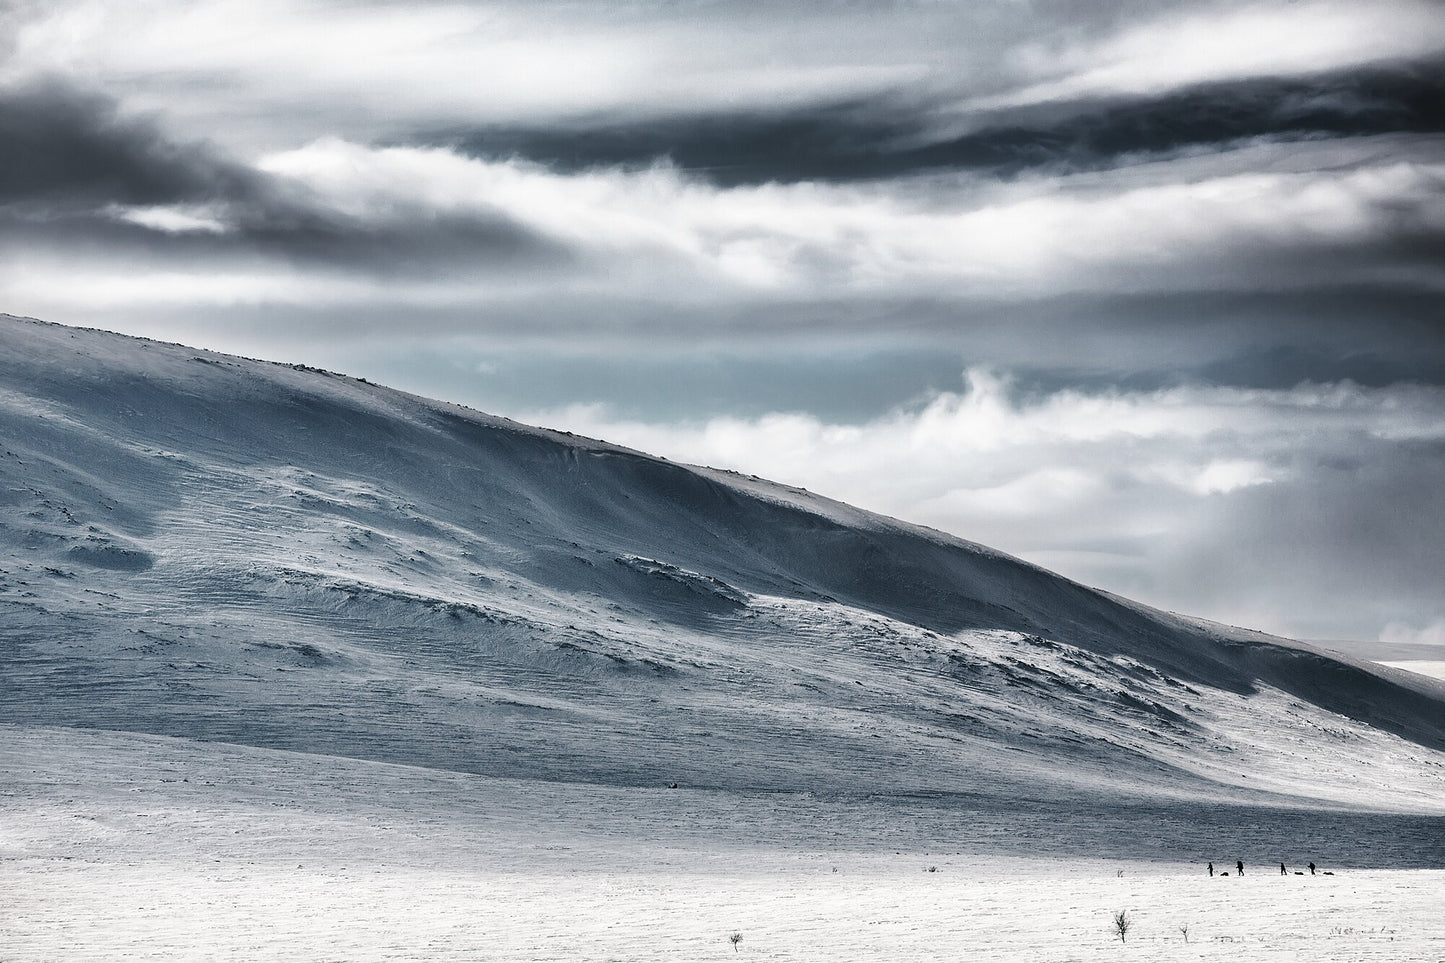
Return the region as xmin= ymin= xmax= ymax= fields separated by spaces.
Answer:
xmin=2 ymin=314 xmax=1443 ymax=821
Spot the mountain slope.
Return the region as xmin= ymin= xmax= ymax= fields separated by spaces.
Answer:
xmin=3 ymin=313 xmax=1444 ymax=854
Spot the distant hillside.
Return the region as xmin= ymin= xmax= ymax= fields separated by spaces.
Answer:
xmin=3 ymin=313 xmax=1444 ymax=856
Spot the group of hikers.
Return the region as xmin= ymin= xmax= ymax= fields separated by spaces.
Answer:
xmin=1207 ymin=860 xmax=1321 ymax=877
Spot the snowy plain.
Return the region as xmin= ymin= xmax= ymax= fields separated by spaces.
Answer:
xmin=5 ymin=727 xmax=1444 ymax=962
xmin=2 ymin=314 xmax=1444 ymax=960
xmin=10 ymin=855 xmax=1442 ymax=962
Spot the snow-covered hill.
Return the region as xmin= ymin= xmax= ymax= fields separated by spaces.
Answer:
xmin=3 ymin=312 xmax=1444 ymax=868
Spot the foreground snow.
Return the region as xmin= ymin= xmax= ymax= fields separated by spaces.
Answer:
xmin=3 ymin=727 xmax=1442 ymax=962
xmin=7 ymin=858 xmax=1441 ymax=962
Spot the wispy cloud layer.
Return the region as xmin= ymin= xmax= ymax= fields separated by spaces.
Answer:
xmin=8 ymin=128 xmax=1443 ymax=314
xmin=999 ymin=1 xmax=1445 ymax=104
xmin=433 ymin=61 xmax=1445 ymax=185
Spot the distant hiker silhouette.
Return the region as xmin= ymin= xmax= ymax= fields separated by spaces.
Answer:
xmin=1236 ymin=860 xmax=1244 ymax=876
xmin=1280 ymin=862 xmax=1287 ymax=875
xmin=1207 ymin=862 xmax=1214 ymax=877
xmin=1309 ymin=862 xmax=1316 ymax=875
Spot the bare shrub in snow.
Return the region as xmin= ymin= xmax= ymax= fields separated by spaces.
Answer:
xmin=1113 ymin=910 xmax=1132 ymax=943
xmin=729 ymin=931 xmax=743 ymax=952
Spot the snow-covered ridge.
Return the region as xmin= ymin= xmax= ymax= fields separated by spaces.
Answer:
xmin=2 ymin=313 xmax=1444 ymax=865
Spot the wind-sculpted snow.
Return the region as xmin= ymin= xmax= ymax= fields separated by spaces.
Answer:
xmin=2 ymin=313 xmax=1445 ymax=868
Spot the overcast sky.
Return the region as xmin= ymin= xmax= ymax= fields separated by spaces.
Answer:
xmin=2 ymin=0 xmax=1443 ymax=645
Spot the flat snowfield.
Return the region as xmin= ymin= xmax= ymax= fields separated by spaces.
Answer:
xmin=4 ymin=857 xmax=1442 ymax=961
xmin=3 ymin=729 xmax=1443 ymax=963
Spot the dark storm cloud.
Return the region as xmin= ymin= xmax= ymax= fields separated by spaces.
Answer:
xmin=238 ymin=210 xmax=574 ymax=276
xmin=0 ymin=78 xmax=262 ymax=206
xmin=432 ymin=99 xmax=919 ymax=186
xmin=0 ymin=80 xmax=572 ymax=275
xmin=1 ymin=204 xmax=572 ymax=278
xmin=426 ymin=60 xmax=1445 ymax=185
